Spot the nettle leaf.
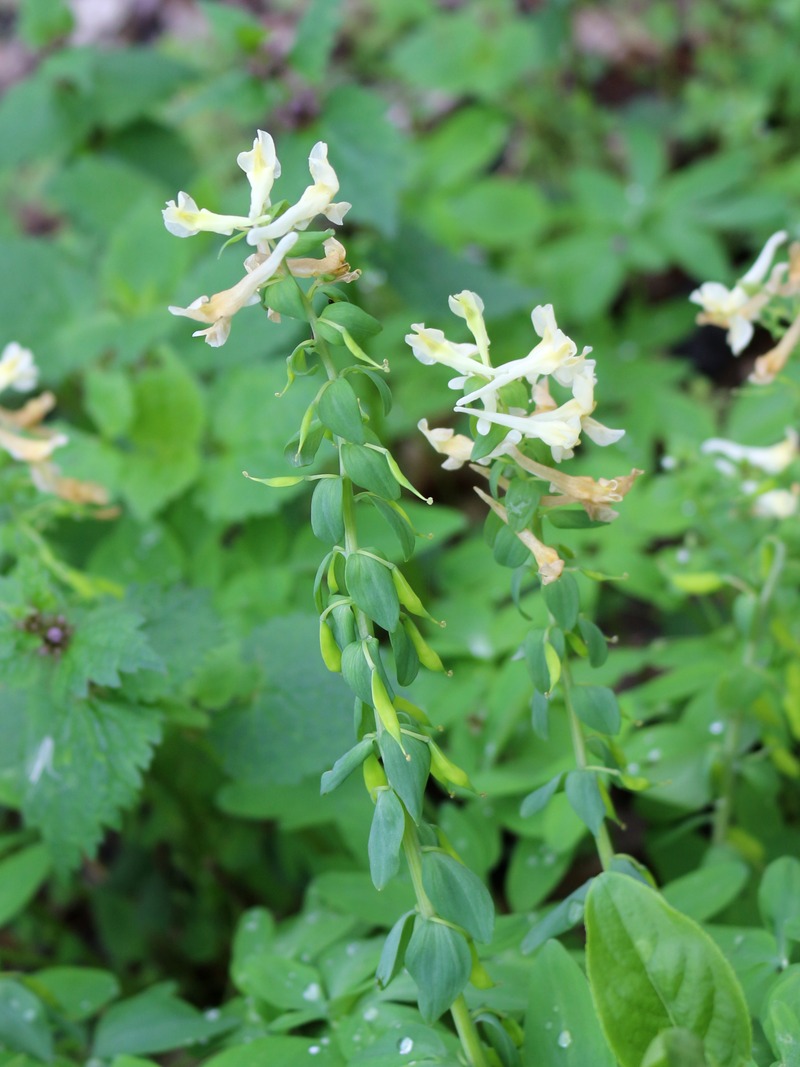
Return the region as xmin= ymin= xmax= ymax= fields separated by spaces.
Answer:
xmin=93 ymin=986 xmax=236 ymax=1058
xmin=317 ymin=377 xmax=365 ymax=443
xmin=344 ymin=553 xmax=400 ymax=632
xmin=524 ymin=939 xmax=616 ymax=1067
xmin=320 ymin=737 xmax=374 ymax=795
xmin=544 ymin=572 xmax=580 ymax=631
xmin=570 ymin=686 xmax=621 ymax=736
xmin=405 ymin=917 xmax=471 ymax=1022
xmin=55 ymin=600 xmax=163 ymax=699
xmin=311 ymin=477 xmax=345 ymax=545
xmin=421 ymin=850 xmax=494 ymax=943
xmin=379 ymin=732 xmax=430 ymax=824
xmin=376 ymin=910 xmax=416 ymax=989
xmin=20 ymin=694 xmax=163 ymax=869
xmin=564 ymin=770 xmax=605 ymax=836
xmin=758 ymin=856 xmax=800 ymax=959
xmin=585 ymin=872 xmax=752 ymax=1067
xmin=368 ymin=788 xmax=405 ymax=890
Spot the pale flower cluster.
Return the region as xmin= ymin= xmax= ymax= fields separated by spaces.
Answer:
xmin=406 ymin=292 xmax=623 ymax=464
xmin=163 ymin=131 xmax=354 ymax=346
xmin=701 ymin=428 xmax=799 ymax=520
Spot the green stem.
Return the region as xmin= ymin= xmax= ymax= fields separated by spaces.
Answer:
xmin=451 ymin=995 xmax=490 ymax=1067
xmin=562 ymin=661 xmax=614 ymax=871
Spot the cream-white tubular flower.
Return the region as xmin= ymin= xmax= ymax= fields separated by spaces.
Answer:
xmin=169 ymin=231 xmax=299 ymax=346
xmin=246 ymin=142 xmax=351 ymax=243
xmin=237 ymin=130 xmax=281 ymax=219
xmin=0 ymin=342 xmax=38 ymax=394
xmin=455 ymin=398 xmax=585 ymax=451
xmin=162 ymin=191 xmax=253 ymax=239
xmin=689 ymin=230 xmax=788 ymax=354
xmin=448 ymin=291 xmax=491 ymax=365
xmin=753 ymin=487 xmax=799 ymax=519
xmin=701 ymin=428 xmax=798 ymax=474
xmin=0 ymin=425 xmax=68 ymax=463
xmin=750 ymin=312 xmax=800 ymax=385
xmin=405 ymin=325 xmax=492 ymax=380
xmin=417 ymin=418 xmax=519 ymax=470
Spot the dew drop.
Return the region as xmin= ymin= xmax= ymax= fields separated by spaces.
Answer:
xmin=346 ymin=942 xmax=358 ymax=956
xmin=557 ymin=1030 xmax=572 ymax=1048
xmin=204 ymin=1009 xmax=220 ymax=1021
xmin=709 ymin=720 xmax=725 ymax=735
xmin=544 ymin=1021 xmax=552 ymax=1031
xmin=308 ymin=1046 xmax=321 ymax=1056
xmin=22 ymin=1009 xmax=36 ymax=1021
xmin=363 ymin=1006 xmax=379 ymax=1022
xmin=398 ymin=1037 xmax=414 ymax=1055
xmin=303 ymin=982 xmax=322 ymax=1002
xmin=647 ymin=748 xmax=662 ymax=763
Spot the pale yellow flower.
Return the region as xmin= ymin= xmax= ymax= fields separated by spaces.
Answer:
xmin=237 ymin=129 xmax=281 ymax=219
xmin=701 ymin=428 xmax=798 ymax=474
xmin=749 ymin=312 xmax=800 ymax=385
xmin=405 ymin=325 xmax=489 ymax=380
xmin=0 ymin=342 xmax=38 ymax=394
xmin=417 ymin=418 xmax=517 ymax=470
xmin=448 ymin=291 xmax=491 ymax=365
xmin=162 ymin=191 xmax=252 ymax=239
xmin=752 ymin=487 xmax=799 ymax=519
xmin=169 ymin=232 xmax=298 ymax=346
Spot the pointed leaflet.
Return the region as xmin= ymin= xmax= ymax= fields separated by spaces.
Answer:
xmin=368 ymin=788 xmax=405 ymax=890
xmin=311 ymin=476 xmax=345 ymax=545
xmin=344 ymin=552 xmax=400 ymax=632
xmin=341 ymin=443 xmax=400 ymax=499
xmin=564 ymin=769 xmax=605 ymax=835
xmin=379 ymin=732 xmax=430 ymax=823
xmin=421 ymin=849 xmax=495 ymax=943
xmin=524 ymin=939 xmax=616 ymax=1067
xmin=317 ymin=377 xmax=365 ymax=443
xmin=320 ymin=737 xmax=375 ymax=795
xmin=376 ymin=910 xmax=415 ymax=988
xmin=544 ymin=572 xmax=580 ymax=631
xmin=585 ymin=872 xmax=752 ymax=1067
xmin=405 ymin=917 xmax=471 ymax=1022
xmin=570 ymin=685 xmax=621 ymax=735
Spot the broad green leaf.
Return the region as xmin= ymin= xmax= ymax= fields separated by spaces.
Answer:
xmin=405 ymin=917 xmax=471 ymax=1022
xmin=317 ymin=378 xmax=365 ymax=443
xmin=521 ymin=880 xmax=590 ymax=954
xmin=93 ymin=986 xmax=235 ymax=1057
xmin=544 ymin=573 xmax=580 ymax=631
xmin=201 ymin=1036 xmax=342 ymax=1067
xmin=641 ymin=1029 xmax=709 ymax=1067
xmin=524 ymin=940 xmax=615 ymax=1067
xmin=421 ymin=850 xmax=494 ymax=943
xmin=318 ymin=302 xmax=382 ymax=345
xmin=506 ymin=838 xmax=573 ymax=912
xmin=570 ymin=686 xmax=621 ymax=735
xmin=662 ymin=861 xmax=749 ymax=923
xmin=504 ymin=479 xmax=543 ymax=532
xmin=759 ymin=857 xmax=800 ymax=959
xmin=379 ymin=733 xmax=430 ymax=824
xmin=311 ymin=478 xmax=345 ymax=545
xmin=231 ymin=954 xmax=324 ymax=1011
xmin=585 ymin=872 xmax=752 ymax=1067
xmin=564 ymin=770 xmax=605 ymax=835
xmin=376 ymin=910 xmax=415 ymax=989
xmin=33 ymin=967 xmax=119 ymax=1022
xmin=345 ymin=553 xmax=400 ymax=632
xmin=321 ymin=738 xmax=374 ymax=795
xmin=0 ymin=980 xmax=51 ymax=1061
xmin=520 ymin=775 xmax=562 ymax=818
xmin=341 ymin=640 xmax=374 ymax=705
xmin=368 ymin=789 xmax=405 ymax=890
xmin=342 ymin=443 xmax=400 ymax=499
xmin=365 ymin=497 xmax=417 ymax=561
xmin=762 ymin=970 xmax=800 ymax=1067
xmin=389 ymin=621 xmax=419 ymax=687
xmin=577 ymin=618 xmax=608 ymax=667
xmin=231 ymin=908 xmax=275 ymax=978
xmin=524 ymin=629 xmax=553 ymax=693
xmin=0 ymin=844 xmax=51 ymax=927
xmin=84 ymin=367 xmax=134 ymax=439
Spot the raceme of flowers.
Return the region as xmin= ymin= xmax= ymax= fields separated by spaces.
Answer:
xmin=163 ymin=131 xmax=354 ymax=346
xmin=406 ymin=292 xmax=623 ymax=464
xmin=690 ymin=230 xmax=800 ymax=382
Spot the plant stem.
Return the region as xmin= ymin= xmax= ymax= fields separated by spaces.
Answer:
xmin=562 ymin=661 xmax=614 ymax=871
xmin=451 ymin=995 xmax=490 ymax=1067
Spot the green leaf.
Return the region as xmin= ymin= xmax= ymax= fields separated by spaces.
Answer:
xmin=17 ymin=0 xmax=73 ymax=47
xmin=577 ymin=618 xmax=608 ymax=667
xmin=84 ymin=367 xmax=134 ymax=439
xmin=33 ymin=967 xmax=119 ymax=1022
xmin=262 ymin=275 xmax=308 ymax=319
xmin=0 ymin=844 xmax=51 ymax=927
xmin=93 ymin=986 xmax=235 ymax=1057
xmin=662 ymin=861 xmax=749 ymax=923
xmin=520 ymin=774 xmax=563 ymax=818
xmin=421 ymin=850 xmax=494 ymax=943
xmin=0 ymin=980 xmax=51 ymax=1061
xmin=317 ymin=378 xmax=365 ymax=443
xmin=368 ymin=788 xmax=405 ymax=890
xmin=201 ymin=1037 xmax=339 ymax=1067
xmin=759 ymin=856 xmax=800 ymax=960
xmin=641 ymin=1029 xmax=709 ymax=1067
xmin=231 ymin=908 xmax=275 ymax=978
xmin=341 ymin=640 xmax=374 ymax=705
xmin=342 ymin=443 xmax=400 ymax=499
xmin=345 ymin=553 xmax=400 ymax=632
xmin=585 ymin=872 xmax=752 ymax=1067
xmin=524 ymin=629 xmax=553 ymax=693
xmin=379 ymin=733 xmax=430 ymax=824
xmin=320 ymin=737 xmax=374 ymax=795
xmin=762 ymin=970 xmax=800 ymax=1067
xmin=405 ymin=917 xmax=471 ymax=1022
xmin=522 ymin=882 xmax=591 ymax=954
xmin=570 ymin=686 xmax=621 ymax=735
xmin=524 ymin=940 xmax=616 ymax=1067
xmin=318 ymin=302 xmax=383 ymax=345
xmin=311 ymin=478 xmax=345 ymax=545
xmin=232 ymin=953 xmax=324 ymax=1011
xmin=564 ymin=770 xmax=605 ymax=835
xmin=544 ymin=572 xmax=580 ymax=631
xmin=389 ymin=621 xmax=419 ymax=687
xmin=364 ymin=497 xmax=417 ymax=561
xmin=376 ymin=910 xmax=415 ymax=989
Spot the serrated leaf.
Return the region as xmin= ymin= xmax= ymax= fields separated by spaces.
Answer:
xmin=368 ymin=788 xmax=405 ymax=890
xmin=317 ymin=377 xmax=365 ymax=443
xmin=421 ymin=850 xmax=494 ymax=943
xmin=571 ymin=686 xmax=621 ymax=735
xmin=585 ymin=872 xmax=752 ymax=1067
xmin=524 ymin=940 xmax=616 ymax=1067
xmin=405 ymin=917 xmax=471 ymax=1022
xmin=344 ymin=553 xmax=400 ymax=632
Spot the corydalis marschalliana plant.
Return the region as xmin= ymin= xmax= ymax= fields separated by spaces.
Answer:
xmin=409 ymin=293 xmax=641 ymax=583
xmin=690 ymin=229 xmax=800 ymax=383
xmin=163 ymin=131 xmax=356 ymax=346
